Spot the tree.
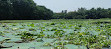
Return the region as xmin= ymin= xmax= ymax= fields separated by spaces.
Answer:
xmin=52 ymin=7 xmax=111 ymax=19
xmin=77 ymin=8 xmax=87 ymax=19
xmin=36 ymin=5 xmax=53 ymax=20
xmin=0 ymin=0 xmax=53 ymax=20
xmin=11 ymin=0 xmax=37 ymax=19
xmin=0 ymin=0 xmax=13 ymax=19
xmin=66 ymin=11 xmax=77 ymax=19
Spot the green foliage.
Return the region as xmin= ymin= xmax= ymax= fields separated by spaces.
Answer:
xmin=52 ymin=7 xmax=111 ymax=19
xmin=0 ymin=31 xmax=4 ymax=36
xmin=29 ymin=28 xmax=36 ymax=31
xmin=43 ymin=43 xmax=52 ymax=46
xmin=36 ymin=38 xmax=43 ymax=42
xmin=0 ymin=19 xmax=111 ymax=49
xmin=36 ymin=6 xmax=53 ymax=20
xmin=52 ymin=13 xmax=66 ymax=19
xmin=0 ymin=0 xmax=53 ymax=20
xmin=0 ymin=0 xmax=13 ymax=19
xmin=17 ymin=31 xmax=37 ymax=42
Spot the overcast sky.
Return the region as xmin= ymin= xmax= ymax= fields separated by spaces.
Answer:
xmin=33 ymin=0 xmax=111 ymax=12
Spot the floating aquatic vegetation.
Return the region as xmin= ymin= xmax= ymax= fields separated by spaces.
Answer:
xmin=12 ymin=28 xmax=19 ymax=31
xmin=36 ymin=38 xmax=44 ymax=42
xmin=27 ymin=23 xmax=35 ymax=27
xmin=0 ymin=19 xmax=111 ymax=49
xmin=0 ymin=31 xmax=4 ymax=36
xmin=50 ymin=23 xmax=56 ymax=25
xmin=29 ymin=28 xmax=36 ymax=31
xmin=92 ymin=21 xmax=111 ymax=24
xmin=43 ymin=42 xmax=52 ymax=46
xmin=53 ymin=45 xmax=68 ymax=49
xmin=17 ymin=31 xmax=37 ymax=42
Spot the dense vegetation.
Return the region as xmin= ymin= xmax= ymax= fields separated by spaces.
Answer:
xmin=0 ymin=19 xmax=111 ymax=49
xmin=0 ymin=0 xmax=53 ymax=20
xmin=0 ymin=0 xmax=111 ymax=20
xmin=52 ymin=8 xmax=111 ymax=19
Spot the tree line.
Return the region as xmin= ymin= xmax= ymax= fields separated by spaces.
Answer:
xmin=0 ymin=0 xmax=111 ymax=20
xmin=52 ymin=8 xmax=111 ymax=19
xmin=0 ymin=0 xmax=53 ymax=20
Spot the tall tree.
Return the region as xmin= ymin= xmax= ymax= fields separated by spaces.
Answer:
xmin=11 ymin=0 xmax=37 ymax=19
xmin=36 ymin=5 xmax=53 ymax=20
xmin=0 ymin=0 xmax=13 ymax=19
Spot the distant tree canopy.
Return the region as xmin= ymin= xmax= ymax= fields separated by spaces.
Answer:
xmin=0 ymin=0 xmax=53 ymax=20
xmin=0 ymin=0 xmax=111 ymax=20
xmin=52 ymin=8 xmax=111 ymax=19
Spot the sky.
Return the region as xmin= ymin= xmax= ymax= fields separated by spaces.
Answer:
xmin=33 ymin=0 xmax=111 ymax=12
